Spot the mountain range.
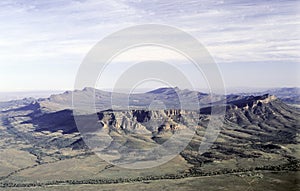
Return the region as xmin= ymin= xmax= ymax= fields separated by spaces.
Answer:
xmin=0 ymin=87 xmax=299 ymax=189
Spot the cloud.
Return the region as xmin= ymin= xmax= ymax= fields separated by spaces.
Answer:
xmin=0 ymin=0 xmax=299 ymax=90
xmin=0 ymin=0 xmax=299 ymax=64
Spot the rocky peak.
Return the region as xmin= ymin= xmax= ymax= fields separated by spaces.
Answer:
xmin=228 ymin=94 xmax=277 ymax=109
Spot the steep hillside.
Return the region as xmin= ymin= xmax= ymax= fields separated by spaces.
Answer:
xmin=0 ymin=88 xmax=299 ymax=188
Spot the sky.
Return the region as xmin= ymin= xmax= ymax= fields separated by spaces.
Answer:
xmin=0 ymin=0 xmax=299 ymax=92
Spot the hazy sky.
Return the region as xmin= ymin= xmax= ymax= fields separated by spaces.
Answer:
xmin=0 ymin=0 xmax=299 ymax=91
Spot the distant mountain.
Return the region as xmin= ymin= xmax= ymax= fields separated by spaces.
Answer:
xmin=0 ymin=90 xmax=63 ymax=102
xmin=1 ymin=87 xmax=299 ymax=117
xmin=0 ymin=97 xmax=36 ymax=110
xmin=36 ymin=87 xmax=211 ymax=112
xmin=235 ymin=87 xmax=300 ymax=105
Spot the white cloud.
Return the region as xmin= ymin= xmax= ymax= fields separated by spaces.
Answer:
xmin=0 ymin=0 xmax=299 ymax=90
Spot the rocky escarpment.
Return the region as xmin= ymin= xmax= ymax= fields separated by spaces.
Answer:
xmin=97 ymin=109 xmax=197 ymax=134
xmin=224 ymin=94 xmax=299 ymax=143
xmin=181 ymin=94 xmax=300 ymax=166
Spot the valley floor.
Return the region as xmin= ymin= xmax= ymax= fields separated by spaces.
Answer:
xmin=0 ymin=171 xmax=298 ymax=191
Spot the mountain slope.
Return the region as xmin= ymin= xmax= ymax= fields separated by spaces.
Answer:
xmin=0 ymin=87 xmax=299 ymax=187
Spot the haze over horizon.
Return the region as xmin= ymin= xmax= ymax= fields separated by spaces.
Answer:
xmin=0 ymin=0 xmax=299 ymax=91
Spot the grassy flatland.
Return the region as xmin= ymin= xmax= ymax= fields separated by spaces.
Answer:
xmin=0 ymin=171 xmax=298 ymax=191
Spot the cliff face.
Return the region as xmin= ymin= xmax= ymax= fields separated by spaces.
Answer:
xmin=97 ymin=109 xmax=197 ymax=134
